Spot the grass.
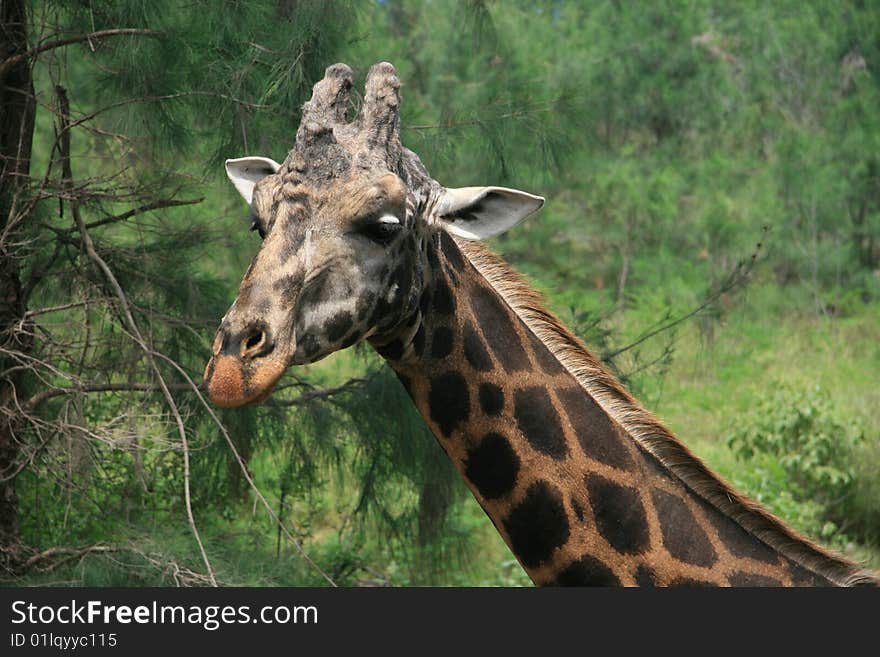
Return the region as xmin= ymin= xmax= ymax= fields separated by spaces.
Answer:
xmin=646 ymin=299 xmax=880 ymax=570
xmin=657 ymin=307 xmax=880 ymax=446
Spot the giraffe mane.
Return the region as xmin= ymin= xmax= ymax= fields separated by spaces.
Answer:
xmin=457 ymin=237 xmax=879 ymax=587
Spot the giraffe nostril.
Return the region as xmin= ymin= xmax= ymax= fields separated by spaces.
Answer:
xmin=245 ymin=332 xmax=263 ymax=351
xmin=241 ymin=328 xmax=273 ymax=358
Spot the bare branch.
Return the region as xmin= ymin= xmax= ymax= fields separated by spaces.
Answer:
xmin=604 ymin=230 xmax=767 ymax=361
xmin=149 ymin=350 xmax=338 ymax=587
xmin=77 ymin=197 xmax=204 ymax=232
xmin=22 ymin=544 xmax=118 ymax=573
xmin=24 ymin=301 xmax=88 ymax=318
xmin=23 ymin=382 xmax=198 ymax=413
xmin=267 ymin=378 xmax=368 ymax=407
xmin=56 ymin=85 xmax=217 ymax=587
xmin=0 ymin=29 xmax=162 ymax=80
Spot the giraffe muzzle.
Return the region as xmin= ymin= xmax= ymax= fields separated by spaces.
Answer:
xmin=203 ymin=323 xmax=289 ymax=407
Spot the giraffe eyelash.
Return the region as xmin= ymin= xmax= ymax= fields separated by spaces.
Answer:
xmin=358 ymin=213 xmax=403 ymax=244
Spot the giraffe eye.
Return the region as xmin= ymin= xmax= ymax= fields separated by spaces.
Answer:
xmin=360 ymin=214 xmax=402 ymax=244
xmin=249 ymin=217 xmax=266 ymax=239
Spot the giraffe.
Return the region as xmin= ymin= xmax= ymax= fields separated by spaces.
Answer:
xmin=203 ymin=62 xmax=879 ymax=587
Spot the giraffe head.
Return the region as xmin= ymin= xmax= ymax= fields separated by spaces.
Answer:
xmin=204 ymin=62 xmax=543 ymax=407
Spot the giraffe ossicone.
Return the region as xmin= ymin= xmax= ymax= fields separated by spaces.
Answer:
xmin=203 ymin=62 xmax=879 ymax=587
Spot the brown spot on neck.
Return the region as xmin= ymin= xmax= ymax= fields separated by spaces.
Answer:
xmin=370 ymin=231 xmax=868 ymax=586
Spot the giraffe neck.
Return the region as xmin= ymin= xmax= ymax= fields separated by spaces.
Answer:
xmin=371 ymin=229 xmax=855 ymax=586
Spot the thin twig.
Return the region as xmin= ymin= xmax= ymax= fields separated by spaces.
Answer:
xmin=23 ymin=382 xmax=198 ymax=413
xmin=0 ymin=29 xmax=162 ymax=80
xmin=24 ymin=301 xmax=89 ymax=319
xmin=604 ymin=230 xmax=767 ymax=360
xmin=57 ymin=85 xmax=217 ymax=586
xmin=267 ymin=378 xmax=368 ymax=407
xmin=22 ymin=544 xmax=118 ymax=573
xmin=148 ymin=350 xmax=338 ymax=586
xmin=74 ymin=197 xmax=204 ymax=232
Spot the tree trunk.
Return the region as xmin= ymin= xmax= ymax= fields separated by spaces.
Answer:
xmin=0 ymin=0 xmax=35 ymax=568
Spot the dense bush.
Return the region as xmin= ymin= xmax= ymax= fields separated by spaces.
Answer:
xmin=727 ymin=385 xmax=875 ymax=546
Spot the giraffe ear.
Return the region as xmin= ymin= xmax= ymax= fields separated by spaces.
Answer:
xmin=225 ymin=156 xmax=281 ymax=205
xmin=436 ymin=186 xmax=544 ymax=240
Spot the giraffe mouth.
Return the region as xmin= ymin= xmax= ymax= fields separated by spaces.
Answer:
xmin=203 ymin=353 xmax=289 ymax=407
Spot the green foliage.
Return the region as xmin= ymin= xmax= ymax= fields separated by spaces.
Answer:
xmin=41 ymin=0 xmax=359 ymax=168
xmin=727 ymin=385 xmax=868 ymax=543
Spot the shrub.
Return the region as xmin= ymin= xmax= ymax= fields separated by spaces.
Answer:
xmin=727 ymin=385 xmax=868 ymax=544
